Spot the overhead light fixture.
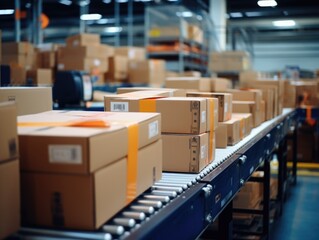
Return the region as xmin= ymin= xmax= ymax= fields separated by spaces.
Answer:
xmin=80 ymin=13 xmax=102 ymax=21
xmin=257 ymin=0 xmax=277 ymax=7
xmin=104 ymin=26 xmax=123 ymax=33
xmin=0 ymin=9 xmax=14 ymax=15
xmin=59 ymin=0 xmax=72 ymax=5
xmin=229 ymin=12 xmax=243 ymax=18
xmin=176 ymin=11 xmax=193 ymax=18
xmin=168 ymin=0 xmax=179 ymax=2
xmin=116 ymin=0 xmax=128 ymax=3
xmin=97 ymin=18 xmax=109 ymax=24
xmin=245 ymin=11 xmax=263 ymax=17
xmin=102 ymin=0 xmax=111 ymax=3
xmin=273 ymin=20 xmax=296 ymax=27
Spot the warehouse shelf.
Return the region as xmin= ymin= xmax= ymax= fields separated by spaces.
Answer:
xmin=13 ymin=108 xmax=298 ymax=240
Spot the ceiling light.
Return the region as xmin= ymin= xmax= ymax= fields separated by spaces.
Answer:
xmin=59 ymin=0 xmax=72 ymax=5
xmin=80 ymin=14 xmax=102 ymax=21
xmin=245 ymin=11 xmax=263 ymax=17
xmin=104 ymin=26 xmax=123 ymax=33
xmin=168 ymin=0 xmax=179 ymax=2
xmin=116 ymin=0 xmax=128 ymax=3
xmin=97 ymin=18 xmax=109 ymax=24
xmin=257 ymin=0 xmax=277 ymax=7
xmin=0 ymin=9 xmax=14 ymax=15
xmin=229 ymin=12 xmax=243 ymax=18
xmin=102 ymin=0 xmax=111 ymax=3
xmin=176 ymin=11 xmax=193 ymax=18
xmin=272 ymin=20 xmax=296 ymax=27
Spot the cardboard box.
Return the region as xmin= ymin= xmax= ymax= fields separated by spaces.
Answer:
xmin=105 ymin=56 xmax=128 ymax=82
xmin=41 ymin=51 xmax=56 ymax=69
xmin=0 ymin=102 xmax=18 ymax=163
xmin=227 ymin=89 xmax=262 ymax=111
xmin=105 ymin=95 xmax=208 ymax=134
xmin=232 ymin=100 xmax=260 ymax=128
xmin=215 ymin=124 xmax=228 ymax=148
xmin=259 ymin=88 xmax=274 ymax=120
xmin=27 ymin=68 xmax=53 ymax=86
xmin=187 ymin=92 xmax=232 ymax=122
xmin=232 ymin=113 xmax=253 ymax=137
xmin=57 ymin=57 xmax=108 ymax=74
xmin=188 ymin=24 xmax=203 ymax=43
xmin=2 ymin=53 xmax=34 ymax=69
xmin=18 ymin=111 xmax=161 ymax=174
xmin=181 ymin=71 xmax=201 ymax=77
xmin=292 ymin=81 xmax=318 ymax=106
xmin=219 ymin=117 xmax=241 ymax=146
xmin=165 ymin=77 xmax=211 ymax=92
xmin=0 ymin=159 xmax=20 ymax=239
xmin=59 ymin=45 xmax=113 ymax=59
xmin=10 ymin=65 xmax=27 ymax=85
xmin=115 ymin=47 xmax=145 ymax=61
xmin=260 ymin=100 xmax=266 ymax=123
xmin=210 ymin=51 xmax=250 ymax=72
xmin=2 ymin=41 xmax=34 ymax=55
xmin=149 ymin=20 xmax=189 ymax=39
xmin=117 ymin=87 xmax=186 ymax=97
xmin=233 ymin=182 xmax=262 ymax=209
xmin=211 ymin=77 xmax=232 ymax=92
xmin=21 ymin=139 xmax=162 ymax=230
xmin=128 ymin=59 xmax=166 ymax=86
xmin=0 ymin=87 xmax=52 ymax=116
xmin=162 ymin=133 xmax=209 ymax=173
xmin=66 ymin=33 xmax=100 ymax=47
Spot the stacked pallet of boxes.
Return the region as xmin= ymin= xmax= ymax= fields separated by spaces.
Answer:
xmin=57 ymin=33 xmax=112 ymax=84
xmin=0 ymin=102 xmax=20 ymax=239
xmin=209 ymin=51 xmax=251 ymax=73
xmin=18 ymin=110 xmax=162 ymax=230
xmin=1 ymin=41 xmax=34 ymax=85
xmin=104 ymin=89 xmax=218 ymax=173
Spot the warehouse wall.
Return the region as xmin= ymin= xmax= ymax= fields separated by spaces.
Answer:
xmin=252 ymin=42 xmax=319 ymax=72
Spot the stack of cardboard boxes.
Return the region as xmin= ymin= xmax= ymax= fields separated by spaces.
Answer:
xmin=0 ymin=102 xmax=20 ymax=239
xmin=209 ymin=51 xmax=251 ymax=72
xmin=57 ymin=33 xmax=112 ymax=82
xmin=18 ymin=110 xmax=162 ymax=230
xmin=104 ymin=90 xmax=218 ymax=173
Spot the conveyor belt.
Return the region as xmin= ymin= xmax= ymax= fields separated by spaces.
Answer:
xmin=14 ymin=109 xmax=296 ymax=240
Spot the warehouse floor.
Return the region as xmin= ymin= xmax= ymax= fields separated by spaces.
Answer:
xmin=270 ymin=174 xmax=319 ymax=240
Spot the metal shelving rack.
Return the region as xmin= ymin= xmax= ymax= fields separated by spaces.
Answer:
xmin=144 ymin=5 xmax=210 ymax=75
xmin=12 ymin=108 xmax=298 ymax=240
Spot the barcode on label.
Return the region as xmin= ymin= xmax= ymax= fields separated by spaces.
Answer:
xmin=110 ymin=102 xmax=129 ymax=112
xmin=149 ymin=120 xmax=159 ymax=139
xmin=49 ymin=145 xmax=82 ymax=164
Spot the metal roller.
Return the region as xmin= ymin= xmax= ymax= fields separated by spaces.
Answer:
xmin=102 ymin=225 xmax=124 ymax=235
xmin=154 ymin=182 xmax=188 ymax=190
xmin=151 ymin=190 xmax=178 ymax=198
xmin=130 ymin=205 xmax=155 ymax=215
xmin=122 ymin=211 xmax=146 ymax=221
xmin=158 ymin=179 xmax=193 ymax=187
xmin=143 ymin=194 xmax=170 ymax=203
xmin=151 ymin=185 xmax=183 ymax=194
xmin=113 ymin=218 xmax=136 ymax=228
xmin=137 ymin=200 xmax=163 ymax=209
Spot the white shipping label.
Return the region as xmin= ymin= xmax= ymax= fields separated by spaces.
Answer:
xmin=129 ymin=49 xmax=135 ymax=59
xmin=224 ymin=103 xmax=228 ymax=113
xmin=201 ymin=145 xmax=208 ymax=160
xmin=110 ymin=102 xmax=129 ymax=112
xmin=49 ymin=145 xmax=82 ymax=164
xmin=149 ymin=120 xmax=159 ymax=139
xmin=201 ymin=111 xmax=206 ymax=123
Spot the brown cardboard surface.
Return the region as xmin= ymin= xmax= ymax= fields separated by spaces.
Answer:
xmin=219 ymin=117 xmax=241 ymax=146
xmin=187 ymin=92 xmax=232 ymax=122
xmin=105 ymin=56 xmax=129 ymax=82
xmin=2 ymin=41 xmax=34 ymax=55
xmin=10 ymin=65 xmax=27 ymax=85
xmin=57 ymin=57 xmax=108 ymax=74
xmin=117 ymin=87 xmax=186 ymax=97
xmin=21 ymin=157 xmax=127 ymax=230
xmin=2 ymin=54 xmax=34 ymax=69
xmin=115 ymin=47 xmax=146 ymax=61
xmin=59 ymin=45 xmax=113 ymax=59
xmin=165 ymin=77 xmax=211 ymax=92
xmin=66 ymin=33 xmax=100 ymax=47
xmin=232 ymin=100 xmax=260 ymax=128
xmin=128 ymin=59 xmax=166 ymax=86
xmin=227 ymin=89 xmax=262 ymax=111
xmin=162 ymin=132 xmax=209 ymax=173
xmin=0 ymin=102 xmax=18 ymax=162
xmin=211 ymin=78 xmax=232 ymax=92
xmin=232 ymin=113 xmax=253 ymax=137
xmin=0 ymin=159 xmax=20 ymax=239
xmin=259 ymin=88 xmax=274 ymax=120
xmin=105 ymin=95 xmax=207 ymax=134
xmin=27 ymin=68 xmax=53 ymax=86
xmin=0 ymin=87 xmax=52 ymax=116
xmin=215 ymin=124 xmax=228 ymax=148
xmin=260 ymin=100 xmax=266 ymax=123
xmin=41 ymin=51 xmax=56 ymax=69
xmin=18 ymin=111 xmax=161 ymax=174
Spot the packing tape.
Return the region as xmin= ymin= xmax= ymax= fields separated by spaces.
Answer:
xmin=126 ymin=123 xmax=139 ymax=204
xmin=139 ymin=99 xmax=157 ymax=112
xmin=18 ymin=119 xmax=110 ymax=128
xmin=208 ymin=98 xmax=214 ymax=162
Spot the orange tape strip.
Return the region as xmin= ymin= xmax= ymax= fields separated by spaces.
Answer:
xmin=139 ymin=99 xmax=156 ymax=112
xmin=208 ymin=99 xmax=214 ymax=162
xmin=126 ymin=124 xmax=139 ymax=204
xmin=306 ymin=106 xmax=316 ymax=126
xmin=18 ymin=120 xmax=110 ymax=128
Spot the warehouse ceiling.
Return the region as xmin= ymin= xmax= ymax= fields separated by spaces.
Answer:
xmin=0 ymin=0 xmax=319 ymax=45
